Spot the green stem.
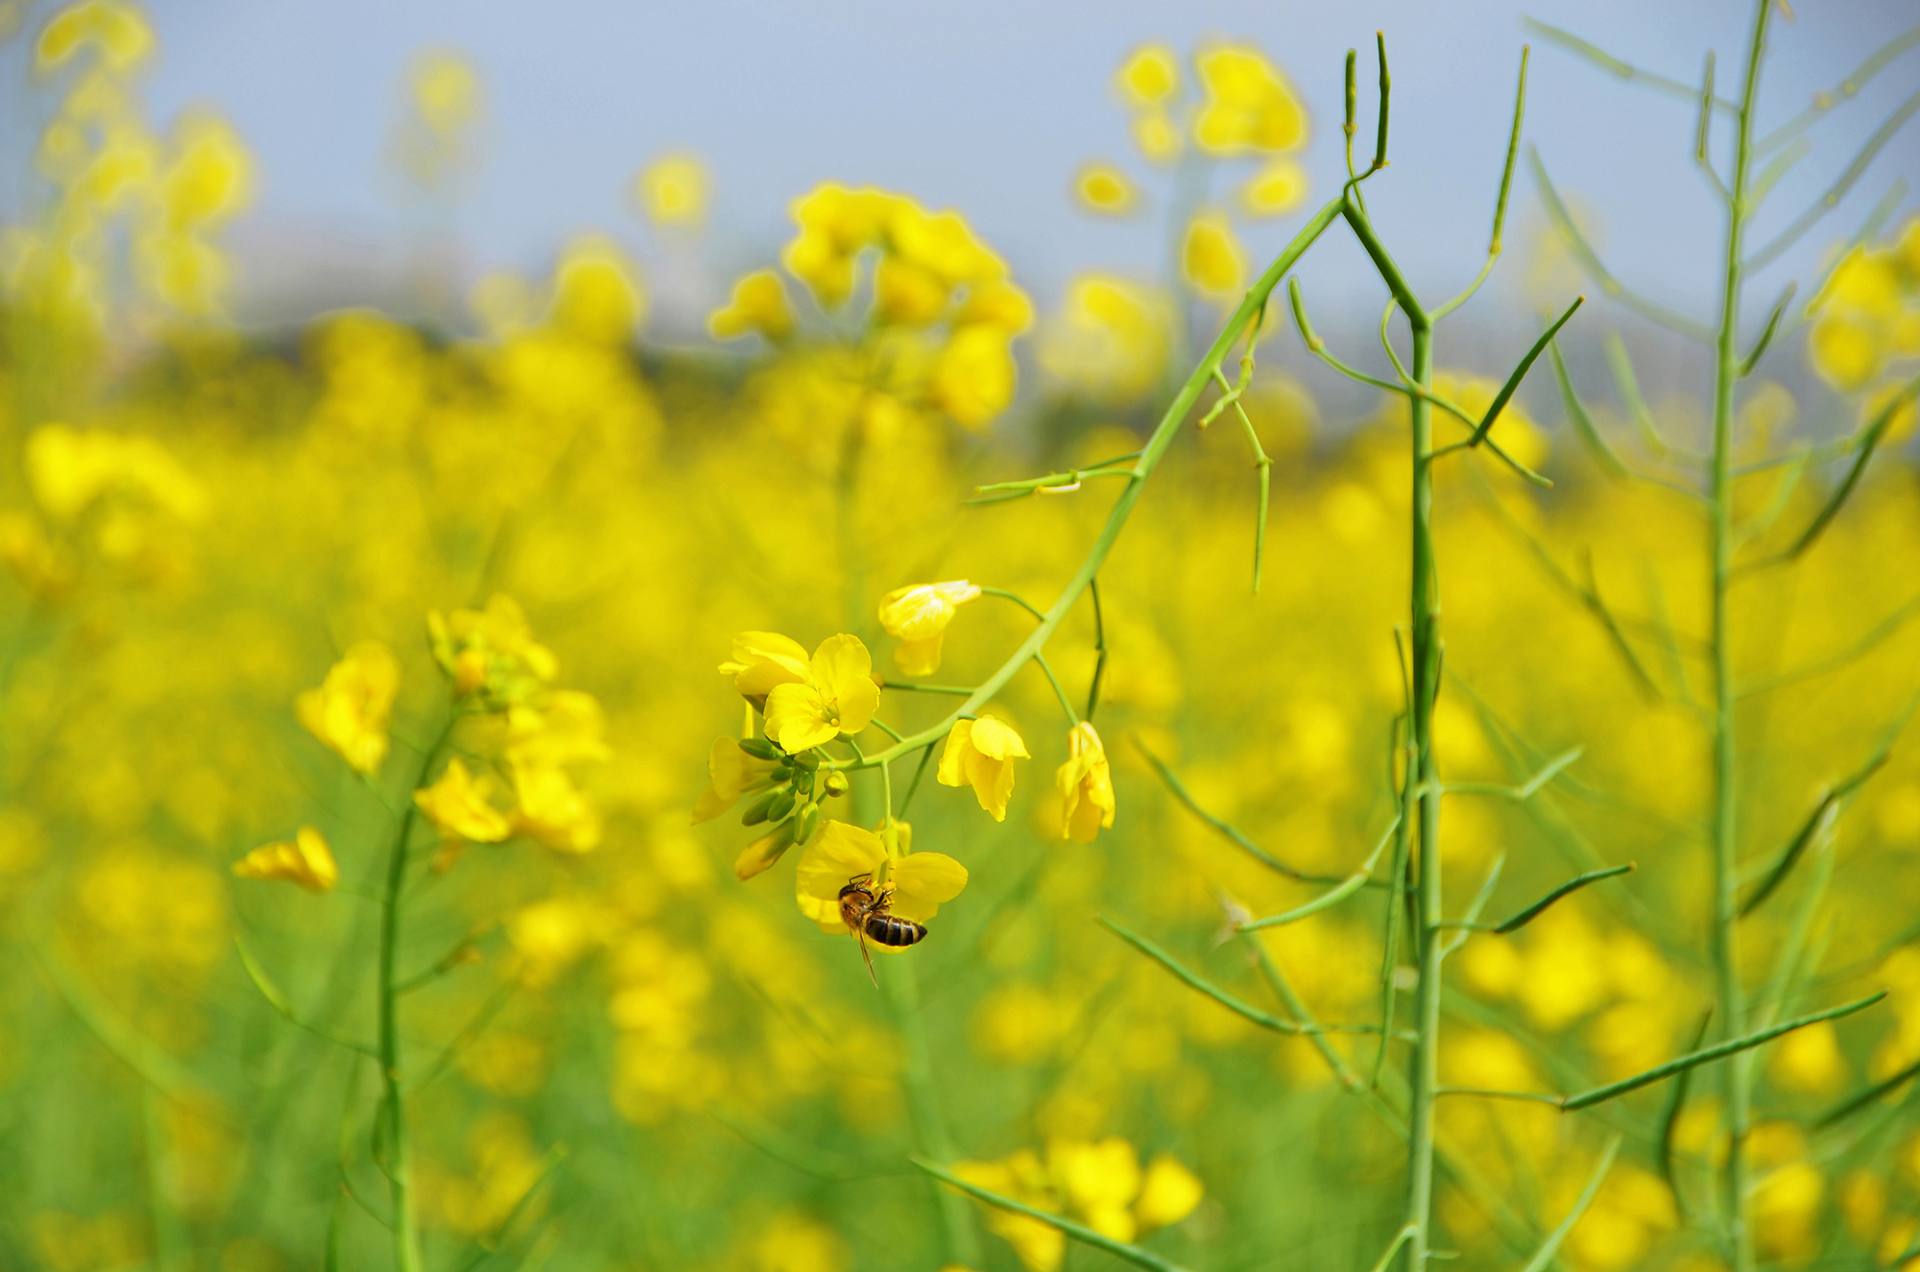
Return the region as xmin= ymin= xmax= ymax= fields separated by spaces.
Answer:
xmin=1711 ymin=4 xmax=1774 ymax=1267
xmin=378 ymin=716 xmax=454 ymax=1272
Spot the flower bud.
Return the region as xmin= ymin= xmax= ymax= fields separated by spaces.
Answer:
xmin=740 ymin=788 xmax=781 ymax=826
xmin=738 ymin=736 xmax=781 ymax=761
xmin=793 ymin=801 xmax=821 ymax=845
xmin=766 ymin=788 xmax=797 ymax=823
xmin=822 ymin=770 xmax=850 ymax=798
xmin=734 ymin=822 xmax=797 ymax=880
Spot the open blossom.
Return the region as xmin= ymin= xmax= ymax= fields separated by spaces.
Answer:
xmin=428 ymin=594 xmax=557 ymax=704
xmin=1056 ymin=721 xmax=1116 ymax=843
xmin=878 ymin=579 xmax=981 ymax=675
xmin=792 ymin=819 xmax=967 ymax=936
xmin=233 ymin=826 xmax=338 ymax=893
xmin=692 ymin=735 xmax=782 ymax=823
xmin=296 ymin=641 xmax=399 ymax=776
xmin=938 ymin=715 xmax=1029 ymax=821
xmin=708 ymin=269 xmax=793 ymax=342
xmin=761 ymin=633 xmax=880 ymax=753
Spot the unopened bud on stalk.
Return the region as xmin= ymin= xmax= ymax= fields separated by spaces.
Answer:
xmin=794 ymin=801 xmax=821 ymax=845
xmin=766 ymin=788 xmax=797 ymax=823
xmin=822 ymin=770 xmax=850 ymax=798
xmin=738 ymin=736 xmax=781 ymax=760
xmin=740 ymin=788 xmax=782 ymax=826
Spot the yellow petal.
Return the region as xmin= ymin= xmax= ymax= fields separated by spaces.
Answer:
xmin=893 ymin=634 xmax=945 ymax=677
xmin=936 ymin=719 xmax=975 ymax=788
xmin=764 ymin=682 xmax=835 ymax=753
xmin=968 ymin=748 xmax=1016 ymax=821
xmin=968 ymin=715 xmax=1029 ymax=760
xmin=888 ymin=851 xmax=968 ymax=922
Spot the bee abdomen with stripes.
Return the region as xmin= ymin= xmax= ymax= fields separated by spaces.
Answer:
xmin=864 ymin=913 xmax=926 ymax=947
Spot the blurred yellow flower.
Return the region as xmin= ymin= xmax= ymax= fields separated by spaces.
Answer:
xmin=1056 ymin=721 xmax=1115 ymax=843
xmin=1040 ymin=274 xmax=1173 ymax=401
xmin=414 ymin=758 xmax=512 ymax=844
xmin=1182 ymin=210 xmax=1245 ymax=298
xmin=509 ymin=755 xmax=600 ymax=853
xmin=709 ymin=269 xmax=794 ymax=341
xmin=931 ymin=324 xmax=1018 ymax=429
xmin=938 ymin=715 xmax=1029 ymax=820
xmin=429 ymin=595 xmax=558 ymax=705
xmin=1136 ymin=1154 xmax=1204 ymax=1229
xmin=793 ymin=819 xmax=967 ymax=933
xmin=1767 ymin=1020 xmax=1847 ymax=1094
xmin=762 ymin=634 xmax=881 ymax=753
xmin=1194 ymin=45 xmax=1307 ymax=154
xmin=233 ymin=827 xmax=338 ymax=893
xmin=1241 ymin=158 xmax=1306 ymax=217
xmin=296 ymin=641 xmax=399 ymax=776
xmin=550 ymin=235 xmax=646 ymax=344
xmin=1116 ymin=45 xmax=1179 ymax=107
xmin=1074 ymin=163 xmax=1136 ymax=215
xmin=36 ymin=0 xmax=152 ymax=72
xmin=877 ymin=579 xmax=981 ymax=675
xmin=409 ymin=51 xmax=481 ymax=139
xmin=1131 ymin=109 xmax=1182 ymax=163
xmin=635 ymin=152 xmax=708 ymax=227
xmin=161 ymin=113 xmax=253 ymax=231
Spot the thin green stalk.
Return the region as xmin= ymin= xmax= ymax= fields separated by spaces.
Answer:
xmin=378 ymin=716 xmax=455 ymax=1272
xmin=914 ymin=1159 xmax=1190 ymax=1272
xmin=885 ymin=966 xmax=981 ymax=1266
xmin=1709 ymin=6 xmax=1774 ymax=1265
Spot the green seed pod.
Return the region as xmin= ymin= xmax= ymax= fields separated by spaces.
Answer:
xmin=738 ymin=736 xmax=781 ymax=761
xmin=766 ymin=788 xmax=797 ymax=823
xmin=740 ymin=788 xmax=781 ymax=826
xmin=822 ymin=770 xmax=850 ymax=799
xmin=793 ymin=801 xmax=821 ymax=844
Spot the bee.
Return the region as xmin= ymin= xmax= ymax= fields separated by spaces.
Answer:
xmin=837 ymin=872 xmax=927 ymax=985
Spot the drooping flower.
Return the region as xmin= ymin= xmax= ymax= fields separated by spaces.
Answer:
xmin=414 ymin=758 xmax=512 ymax=844
xmin=1056 ymin=721 xmax=1116 ymax=843
xmin=296 ymin=641 xmax=399 ymax=776
xmin=762 ymin=634 xmax=880 ymax=753
xmin=937 ymin=715 xmax=1029 ymax=821
xmin=233 ymin=827 xmax=338 ymax=893
xmin=877 ymin=579 xmax=981 ymax=675
xmin=792 ymin=819 xmax=967 ymax=937
xmin=692 ymin=735 xmax=783 ymax=823
xmin=717 ymin=630 xmax=812 ymax=707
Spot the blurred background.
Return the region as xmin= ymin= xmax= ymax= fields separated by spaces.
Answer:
xmin=4 ymin=1 xmax=1920 ymax=1269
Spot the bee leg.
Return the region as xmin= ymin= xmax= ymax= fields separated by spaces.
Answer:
xmin=855 ymin=925 xmax=878 ymax=988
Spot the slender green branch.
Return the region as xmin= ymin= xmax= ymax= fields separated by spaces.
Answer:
xmin=1432 ymin=47 xmax=1529 ymax=322
xmin=1135 ymin=739 xmax=1362 ymax=885
xmin=1086 ymin=577 xmax=1107 ymax=721
xmin=1489 ymin=863 xmax=1635 ymax=934
xmin=236 ymin=935 xmax=378 ymax=1055
xmin=1523 ymin=19 xmax=1735 ymax=112
xmin=1737 ymin=589 xmax=1920 ymax=698
xmin=978 ymin=585 xmax=1046 ymax=621
xmin=1756 ymin=373 xmax=1920 ymax=568
xmin=1658 ymin=1012 xmax=1715 ymax=1222
xmin=1738 ymin=282 xmax=1794 ymax=376
xmin=1746 ymin=86 xmax=1920 ymax=270
xmin=914 ymin=1159 xmax=1191 ymax=1272
xmin=1439 ymin=746 xmax=1583 ymax=802
xmin=1368 ymin=1225 xmax=1418 ymax=1272
xmin=1101 ymin=916 xmax=1389 ymax=1039
xmin=1238 ymin=814 xmax=1400 ymax=931
xmin=1694 ymin=52 xmax=1728 ymax=198
xmin=1530 ymin=150 xmax=1713 ymax=341
xmin=1756 ymin=23 xmax=1920 ymax=152
xmin=1561 ymin=993 xmax=1885 ymax=1112
xmin=1463 ymin=297 xmax=1584 ymax=448
xmin=1440 ymin=855 xmax=1505 ymax=958
xmin=1517 ymin=1137 xmax=1622 ymax=1272
xmin=1548 ymin=339 xmax=1628 ymax=477
xmin=1814 ymin=1056 xmax=1920 ymax=1130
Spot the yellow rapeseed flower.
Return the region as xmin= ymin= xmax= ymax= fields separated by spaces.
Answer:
xmin=1131 ymin=109 xmax=1182 ymax=163
xmin=233 ymin=827 xmax=338 ymax=893
xmin=1181 ymin=211 xmax=1245 ymax=299
xmin=1193 ymin=45 xmax=1307 ymax=155
xmin=708 ymin=269 xmax=794 ymax=342
xmin=296 ymin=641 xmax=399 ymax=776
xmin=429 ymin=595 xmax=558 ymax=705
xmin=1074 ymin=163 xmax=1136 ymax=215
xmin=762 ymin=634 xmax=881 ymax=753
xmin=931 ymin=325 xmax=1019 ymax=430
xmin=877 ymin=579 xmax=980 ymax=675
xmin=938 ymin=715 xmax=1029 ymax=821
xmin=1056 ymin=721 xmax=1115 ymax=843
xmin=1241 ymin=158 xmax=1306 ymax=217
xmin=409 ymin=51 xmax=481 ymax=140
xmin=1116 ymin=45 xmax=1179 ymax=108
xmin=635 ymin=153 xmax=708 ymax=227
xmin=414 ymin=758 xmax=513 ymax=844
xmin=692 ymin=736 xmax=781 ymax=823
xmin=36 ymin=0 xmax=152 ymax=72
xmin=1136 ymin=1155 xmax=1204 ymax=1230
xmin=793 ymin=819 xmax=967 ymax=934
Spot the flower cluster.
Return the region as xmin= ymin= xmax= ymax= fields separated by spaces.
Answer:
xmin=956 ymin=1138 xmax=1204 ymax=1271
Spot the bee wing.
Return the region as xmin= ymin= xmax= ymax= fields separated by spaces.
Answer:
xmin=855 ymin=924 xmax=878 ymax=988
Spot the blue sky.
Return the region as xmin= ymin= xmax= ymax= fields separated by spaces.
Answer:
xmin=4 ymin=1 xmax=1918 ymax=339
